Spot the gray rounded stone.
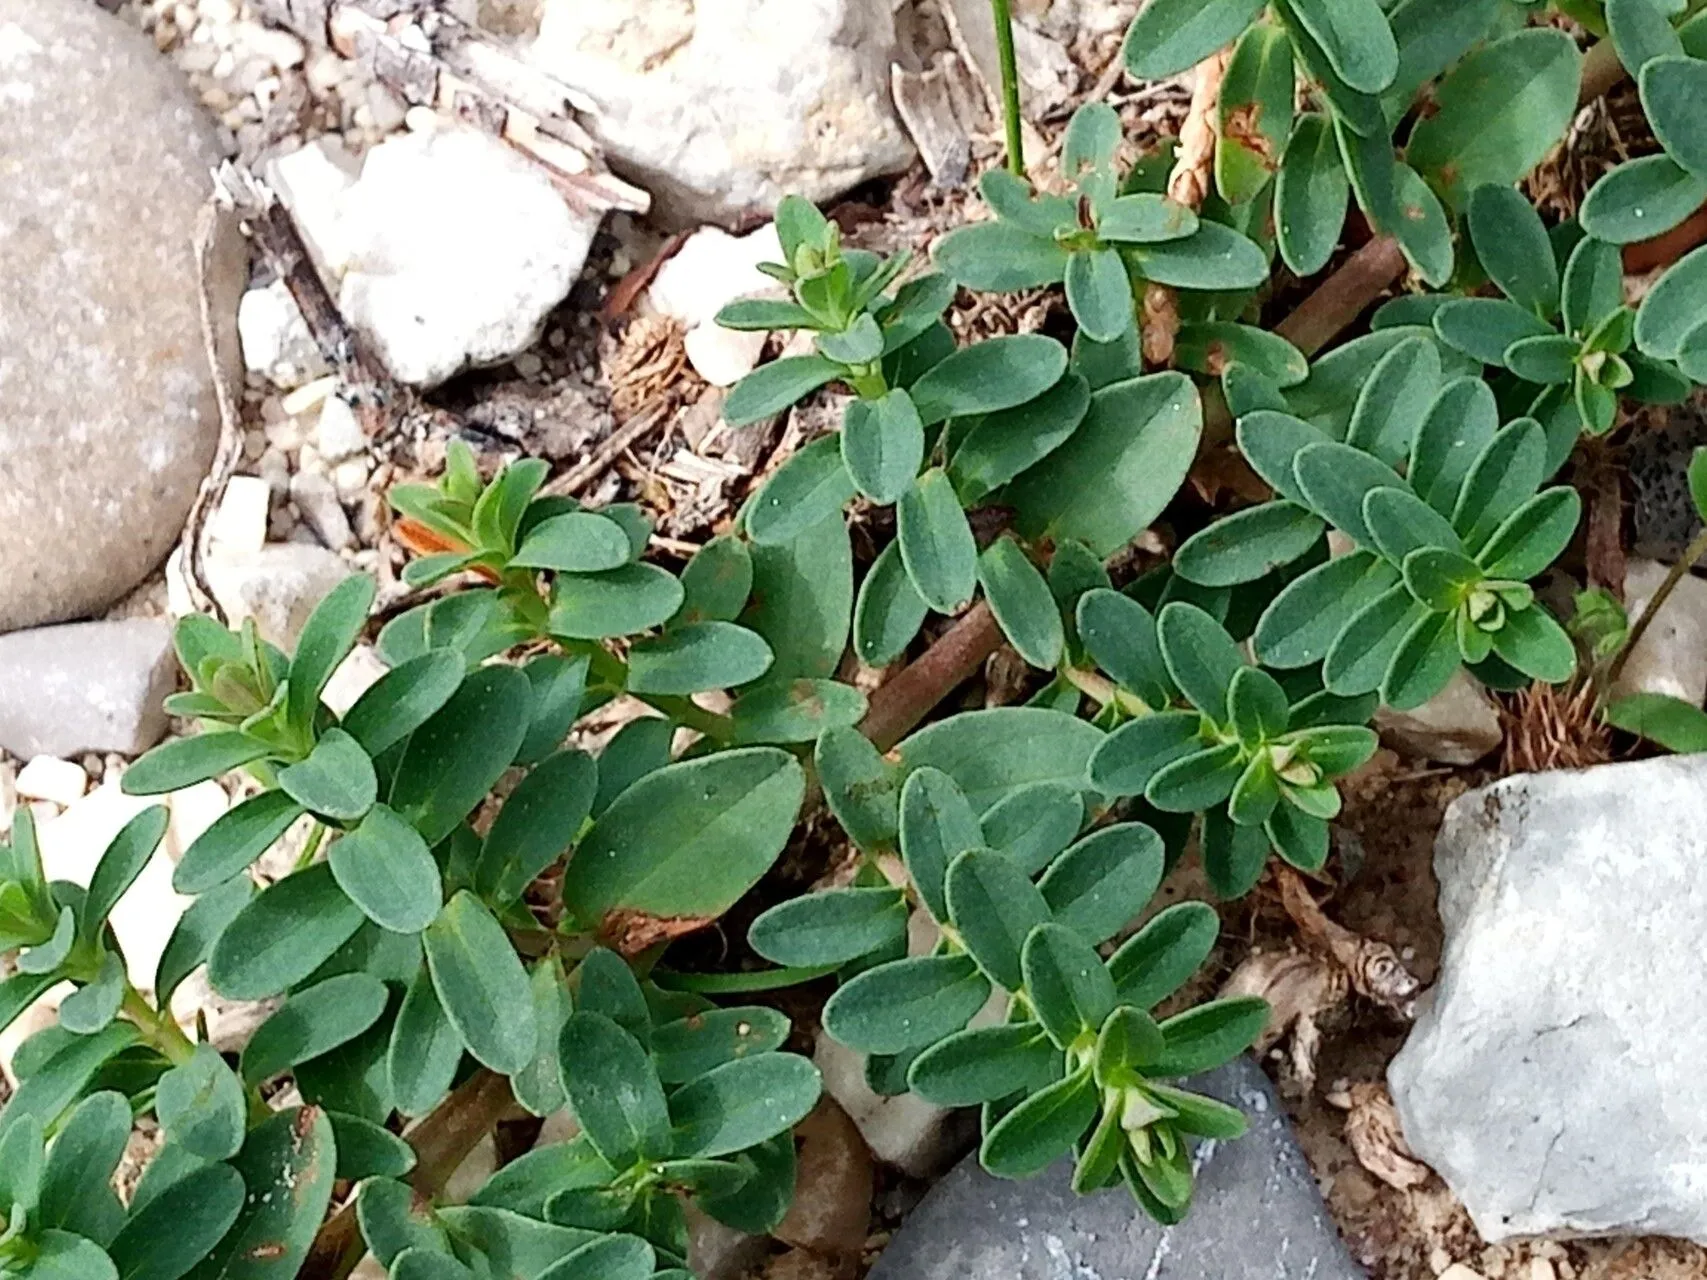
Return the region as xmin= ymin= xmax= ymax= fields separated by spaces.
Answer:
xmin=867 ymin=1059 xmax=1365 ymax=1280
xmin=0 ymin=0 xmax=245 ymax=633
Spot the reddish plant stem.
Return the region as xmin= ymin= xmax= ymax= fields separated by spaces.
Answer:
xmin=858 ymin=604 xmax=1004 ymax=751
xmin=1276 ymin=236 xmax=1408 ymax=357
xmin=303 ymin=1071 xmax=516 ymax=1280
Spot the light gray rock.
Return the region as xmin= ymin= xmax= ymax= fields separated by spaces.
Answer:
xmin=529 ymin=0 xmax=915 ymax=227
xmin=0 ymin=0 xmax=245 ymax=633
xmin=1611 ymin=559 xmax=1707 ymax=708
xmin=1373 ymin=669 xmax=1503 ymax=765
xmin=205 ymin=543 xmax=356 ymax=647
xmin=271 ymin=126 xmax=599 ymax=387
xmin=866 ymin=1058 xmax=1363 ymax=1280
xmin=1390 ymin=756 xmax=1707 ymax=1243
xmin=0 ymin=618 xmax=177 ymax=759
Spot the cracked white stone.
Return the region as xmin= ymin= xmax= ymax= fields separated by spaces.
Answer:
xmin=272 ymin=127 xmax=600 ymax=387
xmin=1391 ymin=755 xmax=1707 ymax=1242
xmin=529 ymin=0 xmax=914 ymax=226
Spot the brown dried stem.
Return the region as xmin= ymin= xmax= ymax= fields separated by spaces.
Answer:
xmin=303 ymin=1071 xmax=516 ymax=1280
xmin=858 ymin=604 xmax=1005 ymax=752
xmin=1143 ymin=47 xmax=1230 ymax=367
xmin=1273 ymin=865 xmax=1421 ymax=1019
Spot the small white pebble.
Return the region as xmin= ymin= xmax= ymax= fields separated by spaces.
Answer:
xmin=313 ymin=394 xmax=366 ymax=463
xmin=281 ymin=374 xmax=338 ymax=418
xmin=16 ymin=757 xmax=89 ymax=807
xmin=207 ymin=475 xmax=272 ymax=552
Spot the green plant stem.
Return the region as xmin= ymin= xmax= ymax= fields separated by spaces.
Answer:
xmin=1060 ymin=666 xmax=1152 ymax=718
xmin=584 ymin=645 xmax=736 ymax=743
xmin=294 ymin=820 xmax=327 ymax=871
xmin=989 ymin=0 xmax=1026 ymax=177
xmin=121 ymin=983 xmax=196 ymax=1067
xmin=1605 ymin=522 xmax=1707 ymax=689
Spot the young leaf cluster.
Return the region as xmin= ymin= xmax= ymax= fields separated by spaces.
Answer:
xmin=750 ymin=712 xmax=1265 ymax=1220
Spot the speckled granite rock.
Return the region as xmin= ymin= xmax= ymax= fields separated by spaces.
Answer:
xmin=866 ymin=1058 xmax=1364 ymax=1279
xmin=1627 ymin=402 xmax=1707 ymax=562
xmin=0 ymin=0 xmax=244 ymax=633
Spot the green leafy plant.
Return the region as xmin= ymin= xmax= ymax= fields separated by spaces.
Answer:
xmin=752 ymin=712 xmax=1265 ymax=1218
xmin=934 ymin=103 xmax=1268 ymax=342
xmin=1579 ymin=0 xmax=1707 ymax=241
xmin=1433 ymin=189 xmax=1693 ymax=447
xmin=10 ymin=0 xmax=1703 ymax=1268
xmin=1085 ymin=603 xmax=1378 ymax=897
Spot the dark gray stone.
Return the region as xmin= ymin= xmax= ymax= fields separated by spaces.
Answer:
xmin=1627 ymin=402 xmax=1707 ymax=562
xmin=867 ymin=1058 xmax=1363 ymax=1280
xmin=0 ymin=618 xmax=176 ymax=759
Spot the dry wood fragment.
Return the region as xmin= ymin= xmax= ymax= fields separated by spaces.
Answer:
xmin=1220 ymin=948 xmax=1348 ymax=1094
xmin=251 ymin=0 xmax=648 ymax=221
xmin=216 ymin=164 xmax=402 ymax=443
xmin=1327 ymin=1081 xmax=1432 ymax=1191
xmin=1143 ymin=47 xmax=1229 ymax=367
xmin=178 ymin=197 xmax=248 ymax=623
xmin=1274 ymin=864 xmax=1422 ymax=1019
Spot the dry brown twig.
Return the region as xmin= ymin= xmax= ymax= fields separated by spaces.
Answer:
xmin=1273 ymin=864 xmax=1422 ymax=1020
xmin=1326 ymin=1081 xmax=1432 ymax=1191
xmin=1142 ymin=46 xmax=1230 ymax=366
xmin=252 ymin=0 xmax=647 ymax=221
xmin=177 ymin=197 xmax=248 ymax=623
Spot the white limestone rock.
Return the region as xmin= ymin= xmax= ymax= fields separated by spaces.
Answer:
xmin=1611 ymin=558 xmax=1707 ymax=707
xmin=273 ymin=126 xmax=600 ymax=387
xmin=1390 ymin=755 xmax=1707 ymax=1243
xmin=529 ymin=0 xmax=915 ymax=226
xmin=1373 ymin=669 xmax=1504 ymax=766
xmin=648 ymin=224 xmax=785 ymax=386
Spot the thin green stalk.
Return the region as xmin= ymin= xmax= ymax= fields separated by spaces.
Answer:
xmin=989 ymin=0 xmax=1026 ymax=177
xmin=1061 ymin=665 xmax=1152 ymax=718
xmin=121 ymin=983 xmax=196 ymax=1067
xmin=1605 ymin=523 xmax=1707 ymax=688
xmin=294 ymin=820 xmax=327 ymax=872
xmin=584 ymin=644 xmax=736 ymax=743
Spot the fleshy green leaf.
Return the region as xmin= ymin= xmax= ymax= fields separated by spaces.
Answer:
xmin=278 ymin=728 xmax=376 ymax=822
xmin=898 ymin=469 xmax=979 ymax=614
xmin=724 ymin=356 xmax=842 ymax=427
xmin=978 ymin=539 xmax=1065 ymax=669
xmin=1581 ymin=153 xmax=1707 ymax=244
xmin=946 ymin=847 xmax=1052 ymax=990
xmin=668 ymin=1055 xmax=822 ymax=1159
xmin=389 ymin=665 xmax=531 ymax=845
xmin=1467 ymin=183 xmax=1560 ymax=317
xmin=157 ymin=1043 xmax=247 ymax=1161
xmin=329 ymin=803 xmax=442 ymax=935
xmin=558 ymin=1012 xmax=671 ymax=1166
xmin=208 ymin=863 xmax=366 ymax=1000
xmin=822 ymin=955 xmax=991 ymax=1055
xmin=564 ymin=749 xmax=805 ymax=926
xmin=1407 ymin=29 xmax=1582 ymax=207
xmin=1006 ymin=372 xmax=1202 ymax=558
xmin=909 ymin=335 xmax=1070 ymax=426
xmin=288 ymin=575 xmax=375 ymax=734
xmin=1274 ymin=113 xmax=1349 ymax=277
xmin=1123 ymin=0 xmax=1268 ymax=80
xmin=1151 ymin=997 xmax=1270 ymax=1076
xmin=424 ymin=891 xmax=538 ymax=1075
xmin=241 ymin=973 xmax=389 ymax=1084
